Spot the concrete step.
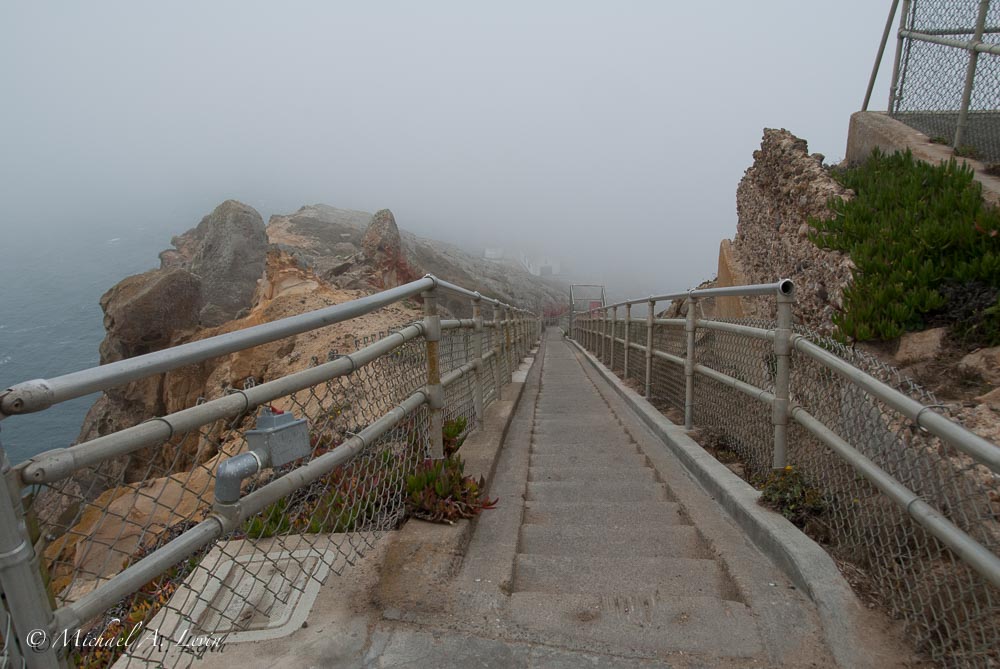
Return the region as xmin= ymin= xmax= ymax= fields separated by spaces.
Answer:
xmin=533 ymin=428 xmax=630 ymax=445
xmin=529 ymin=465 xmax=656 ymax=483
xmin=529 ymin=453 xmax=648 ymax=470
xmin=530 ymin=441 xmax=638 ymax=457
xmin=507 ymin=592 xmax=762 ymax=658
xmin=514 ymin=554 xmax=732 ymax=600
xmin=526 ymin=480 xmax=667 ymax=503
xmin=523 ymin=500 xmax=687 ymax=528
xmin=519 ymin=524 xmax=707 ymax=559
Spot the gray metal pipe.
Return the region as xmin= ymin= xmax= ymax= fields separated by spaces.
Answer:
xmin=603 ymin=280 xmax=794 ymax=310
xmin=1 ymin=278 xmax=435 ymax=416
xmin=791 ymin=406 xmax=1000 ymax=590
xmin=863 ymin=0 xmax=901 ymax=110
xmin=696 ymin=319 xmax=773 ymax=341
xmin=953 ymin=0 xmax=990 ymax=148
xmin=900 ymin=27 xmax=1000 ymax=55
xmin=792 ymin=335 xmax=1000 ymax=474
xmin=20 ymin=323 xmax=426 ymax=484
xmin=694 ymin=364 xmax=777 ymax=406
xmin=214 ymin=452 xmax=262 ymax=505
xmin=653 ymin=349 xmax=685 ymax=367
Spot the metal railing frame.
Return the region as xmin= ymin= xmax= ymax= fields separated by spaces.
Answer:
xmin=0 ymin=274 xmax=540 ymax=667
xmin=571 ymin=278 xmax=1000 ymax=592
xmin=864 ymin=0 xmax=998 ymax=150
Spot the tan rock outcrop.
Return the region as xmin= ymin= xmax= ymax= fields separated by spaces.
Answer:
xmin=731 ymin=129 xmax=854 ymax=332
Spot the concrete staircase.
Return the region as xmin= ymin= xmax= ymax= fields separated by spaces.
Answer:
xmin=503 ymin=343 xmax=764 ymax=659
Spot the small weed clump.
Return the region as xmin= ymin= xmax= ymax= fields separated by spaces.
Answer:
xmin=810 ymin=149 xmax=1000 ymax=343
xmin=442 ymin=416 xmax=468 ymax=456
xmin=759 ymin=466 xmax=826 ymax=528
xmin=405 ymin=455 xmax=497 ymax=524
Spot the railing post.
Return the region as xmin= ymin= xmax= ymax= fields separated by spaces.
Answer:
xmin=610 ymin=307 xmax=618 ymax=371
xmin=772 ymin=282 xmax=795 ymax=469
xmin=604 ymin=307 xmax=612 ymax=366
xmin=504 ymin=306 xmax=513 ymax=381
xmin=598 ymin=310 xmax=605 ymax=361
xmin=0 ymin=449 xmax=62 ymax=669
xmin=954 ymin=0 xmax=989 ymax=149
xmin=645 ymin=299 xmax=654 ymax=399
xmin=623 ymin=303 xmax=631 ymax=379
xmin=887 ymin=0 xmax=912 ymax=112
xmin=684 ymin=296 xmax=697 ymax=430
xmin=423 ymin=289 xmax=444 ymax=459
xmin=492 ymin=305 xmax=504 ymax=401
xmin=472 ymin=297 xmax=484 ymax=421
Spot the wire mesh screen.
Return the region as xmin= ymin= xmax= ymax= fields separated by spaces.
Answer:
xmin=891 ymin=0 xmax=1000 ymax=162
xmin=3 ymin=310 xmax=529 ymax=669
xmin=649 ymin=320 xmax=685 ymax=414
xmin=576 ymin=312 xmax=999 ymax=666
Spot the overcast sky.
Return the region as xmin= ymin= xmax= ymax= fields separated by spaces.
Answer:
xmin=1 ymin=1 xmax=894 ymax=301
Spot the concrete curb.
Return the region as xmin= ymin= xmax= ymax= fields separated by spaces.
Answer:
xmin=568 ymin=338 xmax=886 ymax=669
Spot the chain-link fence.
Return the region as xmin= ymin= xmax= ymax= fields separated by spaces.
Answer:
xmin=876 ymin=0 xmax=1000 ymax=163
xmin=573 ymin=282 xmax=999 ymax=668
xmin=0 ymin=276 xmax=539 ymax=668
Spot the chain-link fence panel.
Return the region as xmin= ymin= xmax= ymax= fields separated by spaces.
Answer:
xmin=4 ymin=303 xmax=539 ymax=668
xmin=890 ymin=0 xmax=1000 ymax=162
xmin=648 ymin=321 xmax=686 ymax=414
xmin=21 ymin=329 xmax=436 ymax=668
xmin=575 ymin=305 xmax=998 ymax=666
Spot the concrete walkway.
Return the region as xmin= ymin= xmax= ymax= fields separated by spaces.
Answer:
xmin=365 ymin=330 xmax=839 ymax=667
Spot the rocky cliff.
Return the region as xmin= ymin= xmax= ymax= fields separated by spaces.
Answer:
xmin=690 ymin=127 xmax=1000 ymax=448
xmin=268 ymin=204 xmax=568 ymax=316
xmin=40 ymin=199 xmax=561 ymax=601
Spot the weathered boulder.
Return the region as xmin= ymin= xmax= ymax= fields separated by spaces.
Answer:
xmin=361 ymin=209 xmax=416 ymax=289
xmin=959 ymin=346 xmax=1000 ymax=385
xmin=169 ymin=200 xmax=268 ymax=326
xmin=895 ymin=327 xmax=948 ymax=367
xmin=98 ymin=267 xmax=203 ymax=363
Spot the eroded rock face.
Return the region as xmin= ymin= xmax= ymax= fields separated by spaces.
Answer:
xmin=168 ymin=200 xmax=268 ymax=326
xmin=732 ymin=129 xmax=854 ymax=333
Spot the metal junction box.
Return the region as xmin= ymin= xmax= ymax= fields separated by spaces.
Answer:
xmin=245 ymin=408 xmax=310 ymax=468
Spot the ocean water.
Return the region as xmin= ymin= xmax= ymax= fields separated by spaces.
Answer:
xmin=0 ymin=224 xmax=173 ymax=466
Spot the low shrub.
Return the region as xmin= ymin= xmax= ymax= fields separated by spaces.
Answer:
xmin=759 ymin=466 xmax=826 ymax=528
xmin=405 ymin=455 xmax=496 ymax=524
xmin=810 ymin=149 xmax=1000 ymax=343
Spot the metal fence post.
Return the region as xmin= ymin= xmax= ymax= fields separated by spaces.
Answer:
xmin=0 ymin=449 xmax=63 ymax=669
xmin=504 ymin=306 xmax=513 ymax=382
xmin=423 ymin=289 xmax=444 ymax=459
xmin=492 ymin=306 xmax=504 ymax=401
xmin=623 ymin=303 xmax=631 ymax=379
xmin=954 ymin=0 xmax=989 ymax=148
xmin=887 ymin=0 xmax=912 ymax=111
xmin=684 ymin=296 xmax=697 ymax=430
xmin=645 ymin=299 xmax=654 ymax=399
xmin=472 ymin=297 xmax=484 ymax=421
xmin=598 ymin=310 xmax=605 ymax=361
xmin=772 ymin=282 xmax=795 ymax=468
xmin=610 ymin=307 xmax=617 ymax=370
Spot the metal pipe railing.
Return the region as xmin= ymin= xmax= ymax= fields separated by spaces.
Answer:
xmin=0 ymin=278 xmax=437 ymax=417
xmin=573 ymin=277 xmax=1000 ymax=596
xmin=1 ymin=274 xmax=541 ymax=669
